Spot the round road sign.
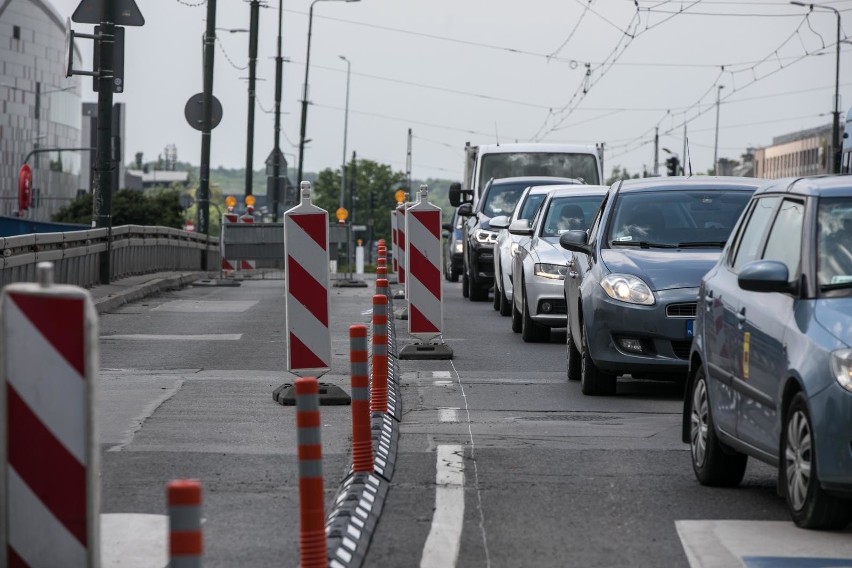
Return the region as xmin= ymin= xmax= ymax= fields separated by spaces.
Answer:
xmin=184 ymin=92 xmax=223 ymax=132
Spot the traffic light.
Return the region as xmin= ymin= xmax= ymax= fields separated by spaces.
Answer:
xmin=666 ymin=156 xmax=680 ymax=176
xmin=369 ymin=191 xmax=376 ymax=210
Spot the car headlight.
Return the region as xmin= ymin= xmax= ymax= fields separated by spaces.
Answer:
xmin=454 ymin=242 xmax=463 ymax=253
xmin=830 ymin=348 xmax=852 ymax=392
xmin=534 ymin=263 xmax=567 ymax=280
xmin=475 ymin=229 xmax=497 ymax=244
xmin=510 ymin=242 xmax=520 ymax=257
xmin=600 ymin=274 xmax=655 ymax=305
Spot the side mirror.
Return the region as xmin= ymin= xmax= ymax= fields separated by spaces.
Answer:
xmin=508 ymin=219 xmax=533 ymax=236
xmin=442 ymin=223 xmax=453 ymax=232
xmin=449 ymin=182 xmax=473 ymax=207
xmin=490 ymin=215 xmax=510 ymax=230
xmin=559 ymin=230 xmax=591 ymax=254
xmin=457 ymin=203 xmax=474 ymax=217
xmin=738 ymin=260 xmax=793 ymax=293
xmin=442 ymin=230 xmax=450 ymax=238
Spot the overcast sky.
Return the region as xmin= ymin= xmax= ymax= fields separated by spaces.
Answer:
xmin=54 ymin=0 xmax=851 ymax=186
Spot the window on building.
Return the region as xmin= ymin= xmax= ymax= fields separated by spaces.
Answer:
xmin=13 ymin=26 xmax=20 ymax=40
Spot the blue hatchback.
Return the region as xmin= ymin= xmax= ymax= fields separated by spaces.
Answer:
xmin=683 ymin=175 xmax=852 ymax=530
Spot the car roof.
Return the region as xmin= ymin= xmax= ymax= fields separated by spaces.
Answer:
xmin=614 ymin=176 xmax=764 ymax=193
xmin=753 ymin=175 xmax=852 ymax=198
xmin=476 ymin=143 xmax=597 ymax=154
xmin=545 ymin=185 xmax=609 ymax=198
xmin=525 ymin=181 xmax=584 ymax=194
xmin=491 ymin=176 xmax=577 ymax=186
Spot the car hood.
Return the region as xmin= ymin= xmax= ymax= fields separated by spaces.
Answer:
xmin=600 ymin=248 xmax=720 ymax=291
xmin=534 ymin=237 xmax=571 ymax=263
xmin=478 ymin=213 xmax=495 ymax=231
xmin=813 ymin=298 xmax=852 ymax=347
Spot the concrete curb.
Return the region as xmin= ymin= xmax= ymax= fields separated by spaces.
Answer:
xmin=93 ymin=272 xmax=206 ymax=314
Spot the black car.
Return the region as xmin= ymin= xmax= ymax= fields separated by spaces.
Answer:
xmin=452 ymin=176 xmax=575 ymax=301
xmin=442 ymin=207 xmax=464 ymax=282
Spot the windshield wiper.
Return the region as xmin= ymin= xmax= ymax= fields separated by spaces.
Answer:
xmin=610 ymin=241 xmax=677 ymax=249
xmin=677 ymin=241 xmax=726 ymax=248
xmin=820 ymin=282 xmax=852 ymax=291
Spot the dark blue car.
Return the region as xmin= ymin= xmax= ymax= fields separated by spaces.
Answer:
xmin=683 ymin=175 xmax=852 ymax=530
xmin=559 ymin=177 xmax=761 ymax=396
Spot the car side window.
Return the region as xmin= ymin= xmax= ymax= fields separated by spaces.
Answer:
xmin=586 ymin=195 xmax=609 ymax=245
xmin=762 ymin=199 xmax=804 ymax=278
xmin=732 ymin=196 xmax=780 ymax=272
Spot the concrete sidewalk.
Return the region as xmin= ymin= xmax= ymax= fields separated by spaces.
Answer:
xmin=89 ymin=271 xmax=212 ymax=314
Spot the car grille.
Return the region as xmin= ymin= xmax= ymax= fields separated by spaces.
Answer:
xmin=666 ymin=303 xmax=697 ymax=318
xmin=671 ymin=340 xmax=692 ymax=360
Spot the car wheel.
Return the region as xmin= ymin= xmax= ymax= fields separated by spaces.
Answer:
xmin=448 ymin=267 xmax=459 ymax=283
xmin=521 ymin=284 xmax=550 ymax=343
xmin=782 ymin=393 xmax=852 ymax=529
xmin=469 ymin=268 xmax=488 ymax=302
xmin=511 ymin=289 xmax=522 ymax=333
xmin=499 ymin=277 xmax=512 ymax=316
xmin=492 ymin=282 xmax=501 ymax=310
xmin=566 ymin=313 xmax=581 ymax=381
xmin=689 ymin=365 xmax=747 ymax=487
xmin=579 ymin=320 xmax=616 ymax=396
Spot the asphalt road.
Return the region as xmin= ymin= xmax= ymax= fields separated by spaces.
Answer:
xmin=95 ymin=276 xmax=849 ymax=568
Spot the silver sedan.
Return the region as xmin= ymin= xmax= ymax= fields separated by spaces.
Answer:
xmin=510 ymin=186 xmax=608 ymax=342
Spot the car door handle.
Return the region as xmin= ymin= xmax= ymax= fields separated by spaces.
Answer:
xmin=736 ymin=308 xmax=746 ymax=325
xmin=704 ymin=290 xmax=714 ymax=304
xmin=569 ymin=271 xmax=578 ymax=279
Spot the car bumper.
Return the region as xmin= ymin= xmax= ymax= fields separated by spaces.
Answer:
xmin=811 ymin=381 xmax=852 ymax=493
xmin=585 ymin=287 xmax=699 ymax=375
xmin=526 ymin=275 xmax=568 ymax=327
xmin=471 ymin=244 xmax=495 ymax=284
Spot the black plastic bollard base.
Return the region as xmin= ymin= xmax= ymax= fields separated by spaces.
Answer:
xmin=398 ymin=341 xmax=454 ymax=360
xmin=273 ymin=382 xmax=351 ymax=405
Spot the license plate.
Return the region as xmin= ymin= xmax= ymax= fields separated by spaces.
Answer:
xmin=686 ymin=319 xmax=694 ymax=338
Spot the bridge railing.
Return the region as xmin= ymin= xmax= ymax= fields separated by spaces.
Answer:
xmin=0 ymin=225 xmax=219 ymax=288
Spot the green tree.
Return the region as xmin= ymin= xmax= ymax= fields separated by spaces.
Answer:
xmin=52 ymin=189 xmax=185 ymax=229
xmin=605 ymin=165 xmax=640 ymax=185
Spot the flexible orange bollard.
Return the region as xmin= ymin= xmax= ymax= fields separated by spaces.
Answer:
xmin=376 ymin=277 xmax=389 ymax=300
xmin=376 ymin=265 xmax=387 ymax=279
xmin=296 ymin=377 xmax=329 ymax=568
xmin=350 ymin=325 xmax=374 ymax=472
xmin=371 ymin=295 xmax=389 ymax=413
xmin=168 ymin=479 xmax=203 ymax=568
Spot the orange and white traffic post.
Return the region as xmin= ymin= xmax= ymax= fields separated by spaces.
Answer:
xmin=239 ymin=195 xmax=257 ymax=274
xmin=399 ymin=185 xmax=453 ymax=360
xmin=167 ymin=479 xmax=203 ymax=567
xmin=0 ymin=262 xmax=100 ymax=567
xmin=285 ymin=182 xmax=331 ymax=376
xmin=349 ymin=326 xmax=373 ymax=473
xmin=220 ymin=195 xmax=239 ymax=277
xmin=296 ymin=377 xmax=328 ymax=568
xmin=370 ymin=294 xmax=389 ymax=414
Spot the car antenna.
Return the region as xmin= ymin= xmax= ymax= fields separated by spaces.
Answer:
xmin=686 ymin=136 xmax=694 ymax=177
xmin=494 ymin=122 xmax=500 ymax=146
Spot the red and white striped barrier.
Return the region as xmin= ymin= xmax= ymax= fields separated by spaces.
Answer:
xmin=0 ymin=262 xmax=99 ymax=567
xmin=391 ymin=211 xmax=398 ymax=274
xmin=406 ymin=185 xmax=443 ymax=337
xmin=220 ymin=211 xmax=239 ymax=275
xmin=239 ymin=207 xmax=257 ymax=272
xmin=167 ymin=479 xmax=203 ymax=567
xmin=395 ymin=204 xmax=407 ymax=286
xmin=285 ymin=182 xmax=332 ymax=376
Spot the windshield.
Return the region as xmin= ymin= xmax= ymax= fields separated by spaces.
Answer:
xmin=541 ymin=195 xmax=605 ymax=237
xmin=479 ymin=152 xmax=599 ymax=190
xmin=818 ymin=197 xmax=852 ymax=289
xmin=607 ymin=189 xmax=751 ymax=248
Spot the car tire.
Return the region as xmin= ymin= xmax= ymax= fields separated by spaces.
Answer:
xmin=781 ymin=392 xmax=852 ymax=529
xmin=579 ymin=320 xmax=616 ymax=395
xmin=689 ymin=365 xmax=748 ymax=487
xmin=469 ymin=268 xmax=488 ymax=302
xmin=511 ymin=294 xmax=522 ymax=333
xmin=492 ymin=282 xmax=501 ymax=310
xmin=462 ymin=270 xmax=469 ymax=298
xmin=499 ymin=276 xmax=512 ymax=317
xmin=448 ymin=268 xmax=459 ymax=283
xmin=566 ymin=317 xmax=581 ymax=381
xmin=521 ymin=283 xmax=550 ymax=343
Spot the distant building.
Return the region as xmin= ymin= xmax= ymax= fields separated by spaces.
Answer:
xmin=0 ymin=0 xmax=83 ymax=220
xmin=753 ymin=123 xmax=843 ymax=179
xmin=125 ymin=169 xmax=191 ymax=190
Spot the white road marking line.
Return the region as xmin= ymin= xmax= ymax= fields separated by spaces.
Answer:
xmin=420 ymin=445 xmax=465 ymax=568
xmin=433 ymin=381 xmax=453 ymax=387
xmin=101 ymin=513 xmax=167 ymax=567
xmin=152 ymin=300 xmax=258 ymax=313
xmin=101 ymin=334 xmax=243 ymax=341
xmin=438 ymin=408 xmax=460 ymax=423
xmin=432 ymin=371 xmax=452 ymax=379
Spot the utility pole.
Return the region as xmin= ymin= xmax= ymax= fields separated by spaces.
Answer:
xmin=653 ymin=127 xmax=659 ymax=176
xmin=244 ymin=0 xmax=259 ymax=196
xmin=681 ymin=123 xmax=688 ymax=175
xmin=338 ymin=55 xmax=351 ymax=214
xmin=348 ymin=150 xmax=356 ymax=278
xmin=271 ymin=0 xmax=283 ymax=221
xmin=713 ymin=85 xmax=725 ymax=175
xmin=93 ymin=2 xmax=115 ymax=284
xmin=197 ymin=0 xmax=217 ymax=263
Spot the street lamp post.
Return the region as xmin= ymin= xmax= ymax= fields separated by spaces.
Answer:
xmin=338 ymin=55 xmax=351 ymax=212
xmin=244 ymin=0 xmax=260 ymax=197
xmin=271 ymin=0 xmax=284 ymax=221
xmin=791 ymin=1 xmax=842 ymax=173
xmin=296 ymin=0 xmax=360 ymax=185
xmin=713 ymin=84 xmax=725 ymax=175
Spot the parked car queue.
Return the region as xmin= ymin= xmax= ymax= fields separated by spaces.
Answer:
xmin=442 ymin=174 xmax=852 ymax=531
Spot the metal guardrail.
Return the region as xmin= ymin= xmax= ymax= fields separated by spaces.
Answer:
xmin=221 ymin=222 xmax=349 ymax=262
xmin=0 ymin=225 xmax=220 ymax=288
